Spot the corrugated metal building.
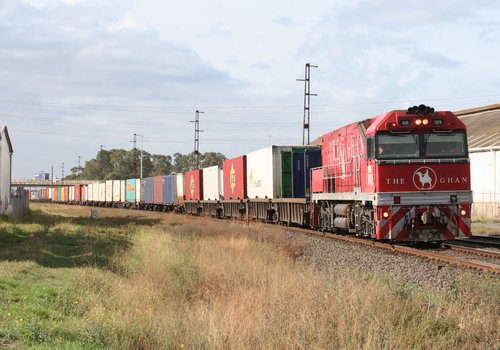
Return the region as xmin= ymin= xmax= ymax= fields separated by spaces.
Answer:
xmin=456 ymin=104 xmax=500 ymax=217
xmin=0 ymin=126 xmax=13 ymax=215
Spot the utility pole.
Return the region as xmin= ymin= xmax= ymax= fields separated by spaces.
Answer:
xmin=191 ymin=110 xmax=204 ymax=169
xmin=297 ymin=63 xmax=318 ymax=145
xmin=77 ymin=156 xmax=82 ymax=176
xmin=140 ymin=135 xmax=143 ymax=179
xmin=134 ymin=134 xmax=144 ymax=179
xmin=99 ymin=145 xmax=105 ymax=172
xmin=132 ymin=133 xmax=138 ymax=177
xmin=61 ymin=162 xmax=65 ymax=179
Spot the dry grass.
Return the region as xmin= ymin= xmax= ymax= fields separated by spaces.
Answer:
xmin=73 ymin=219 xmax=499 ymax=350
xmin=2 ymin=204 xmax=498 ymax=349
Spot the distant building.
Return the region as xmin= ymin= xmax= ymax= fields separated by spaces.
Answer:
xmin=34 ymin=171 xmax=50 ymax=181
xmin=456 ymin=104 xmax=500 ymax=217
xmin=0 ymin=125 xmax=13 ymax=215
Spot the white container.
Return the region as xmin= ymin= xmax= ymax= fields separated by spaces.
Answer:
xmin=82 ymin=185 xmax=88 ymax=202
xmin=112 ymin=180 xmax=121 ymax=202
xmin=105 ymin=180 xmax=113 ymax=202
xmin=120 ymin=180 xmax=126 ymax=203
xmin=135 ymin=179 xmax=141 ymax=203
xmin=92 ymin=182 xmax=100 ymax=202
xmin=246 ymin=145 xmax=292 ymax=199
xmin=98 ymin=182 xmax=106 ymax=202
xmin=203 ymin=165 xmax=223 ymax=200
xmin=48 ymin=188 xmax=52 ymax=200
xmin=69 ymin=186 xmax=75 ymax=201
xmin=176 ymin=173 xmax=185 ymax=201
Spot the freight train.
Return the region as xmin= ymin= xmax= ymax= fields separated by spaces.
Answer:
xmin=30 ymin=105 xmax=472 ymax=242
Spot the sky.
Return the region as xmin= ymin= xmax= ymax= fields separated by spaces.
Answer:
xmin=1 ymin=0 xmax=500 ymax=178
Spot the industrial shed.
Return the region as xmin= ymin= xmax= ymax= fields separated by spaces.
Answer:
xmin=456 ymin=104 xmax=500 ymax=217
xmin=0 ymin=125 xmax=13 ymax=215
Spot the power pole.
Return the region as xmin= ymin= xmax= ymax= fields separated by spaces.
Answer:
xmin=191 ymin=110 xmax=204 ymax=169
xmin=61 ymin=162 xmax=65 ymax=179
xmin=297 ymin=63 xmax=318 ymax=145
xmin=99 ymin=145 xmax=105 ymax=172
xmin=77 ymin=156 xmax=82 ymax=176
xmin=132 ymin=133 xmax=138 ymax=177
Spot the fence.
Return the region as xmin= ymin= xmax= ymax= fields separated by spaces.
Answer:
xmin=472 ymin=192 xmax=500 ymax=218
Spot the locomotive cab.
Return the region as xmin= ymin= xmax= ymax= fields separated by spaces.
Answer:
xmin=366 ymin=106 xmax=472 ymax=241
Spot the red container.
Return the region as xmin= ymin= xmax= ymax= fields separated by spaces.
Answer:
xmin=74 ymin=185 xmax=82 ymax=202
xmin=64 ymin=186 xmax=70 ymax=202
xmin=223 ymin=156 xmax=247 ymax=199
xmin=184 ymin=170 xmax=203 ymax=201
xmin=153 ymin=176 xmax=163 ymax=204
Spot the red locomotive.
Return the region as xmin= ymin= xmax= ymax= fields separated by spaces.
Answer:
xmin=311 ymin=104 xmax=472 ymax=241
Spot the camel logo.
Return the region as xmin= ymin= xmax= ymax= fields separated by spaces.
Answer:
xmin=413 ymin=167 xmax=437 ymax=190
xmin=230 ymin=163 xmax=236 ymax=194
xmin=127 ymin=183 xmax=135 ymax=192
xmin=190 ymin=175 xmax=195 ymax=198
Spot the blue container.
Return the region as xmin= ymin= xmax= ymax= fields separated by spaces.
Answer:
xmin=162 ymin=175 xmax=178 ymax=205
xmin=292 ymin=148 xmax=322 ymax=198
xmin=143 ymin=177 xmax=154 ymax=203
xmin=57 ymin=187 xmax=62 ymax=202
xmin=126 ymin=179 xmax=136 ymax=203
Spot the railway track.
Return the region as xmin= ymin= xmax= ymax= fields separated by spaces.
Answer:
xmin=285 ymin=227 xmax=500 ymax=274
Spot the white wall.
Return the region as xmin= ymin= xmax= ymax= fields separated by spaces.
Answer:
xmin=470 ymin=149 xmax=499 ymax=203
xmin=0 ymin=128 xmax=12 ymax=214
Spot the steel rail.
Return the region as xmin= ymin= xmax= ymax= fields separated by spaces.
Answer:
xmin=286 ymin=227 xmax=500 ymax=274
xmin=442 ymin=243 xmax=500 ymax=260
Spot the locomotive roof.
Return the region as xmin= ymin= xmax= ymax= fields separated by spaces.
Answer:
xmin=455 ymin=103 xmax=500 ymax=150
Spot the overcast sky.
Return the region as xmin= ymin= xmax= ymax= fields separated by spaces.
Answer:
xmin=2 ymin=0 xmax=500 ymax=178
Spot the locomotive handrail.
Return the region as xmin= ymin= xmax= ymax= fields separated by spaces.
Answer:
xmin=377 ymin=158 xmax=469 ymax=165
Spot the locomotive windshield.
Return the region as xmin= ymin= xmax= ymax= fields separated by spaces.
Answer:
xmin=376 ymin=132 xmax=467 ymax=159
xmin=424 ymin=133 xmax=467 ymax=157
xmin=376 ymin=134 xmax=419 ymax=159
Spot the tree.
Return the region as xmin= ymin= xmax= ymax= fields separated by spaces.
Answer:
xmin=63 ymin=148 xmax=226 ymax=180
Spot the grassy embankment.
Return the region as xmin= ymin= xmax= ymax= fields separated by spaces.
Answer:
xmin=0 ymin=204 xmax=498 ymax=349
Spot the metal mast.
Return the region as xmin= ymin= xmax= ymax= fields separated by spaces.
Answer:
xmin=191 ymin=110 xmax=204 ymax=169
xmin=297 ymin=63 xmax=318 ymax=145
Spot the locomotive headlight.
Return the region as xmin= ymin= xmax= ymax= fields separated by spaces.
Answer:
xmin=422 ymin=118 xmax=429 ymax=125
xmin=415 ymin=119 xmax=422 ymax=125
xmin=460 ymin=209 xmax=467 ymax=216
xmin=382 ymin=211 xmax=389 ymax=218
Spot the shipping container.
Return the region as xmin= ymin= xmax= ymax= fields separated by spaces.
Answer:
xmin=120 ymin=180 xmax=126 ymax=203
xmin=292 ymin=147 xmax=322 ymax=198
xmin=64 ymin=186 xmax=70 ymax=202
xmin=143 ymin=177 xmax=154 ymax=203
xmin=184 ymin=170 xmax=203 ymax=201
xmin=98 ymin=182 xmax=106 ymax=202
xmin=223 ymin=155 xmax=246 ymax=199
xmin=105 ymin=180 xmax=113 ymax=202
xmin=69 ymin=186 xmax=74 ymax=201
xmin=81 ymin=185 xmax=87 ymax=202
xmin=135 ymin=179 xmax=141 ymax=203
xmin=57 ymin=187 xmax=62 ymax=202
xmin=87 ymin=184 xmax=93 ymax=202
xmin=203 ymin=165 xmax=223 ymax=200
xmin=126 ymin=179 xmax=136 ymax=202
xmin=162 ymin=175 xmax=177 ymax=204
xmin=176 ymin=173 xmax=185 ymax=203
xmin=74 ymin=184 xmax=82 ymax=202
xmin=112 ymin=181 xmax=121 ymax=202
xmin=246 ymin=145 xmax=293 ymax=199
xmin=153 ymin=176 xmax=163 ymax=204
